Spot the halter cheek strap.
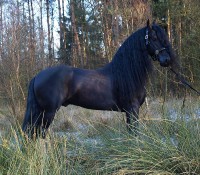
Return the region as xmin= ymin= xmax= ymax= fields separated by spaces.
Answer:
xmin=145 ymin=29 xmax=149 ymax=45
xmin=145 ymin=28 xmax=166 ymax=61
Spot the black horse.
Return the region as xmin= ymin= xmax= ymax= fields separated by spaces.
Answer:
xmin=22 ymin=20 xmax=177 ymax=138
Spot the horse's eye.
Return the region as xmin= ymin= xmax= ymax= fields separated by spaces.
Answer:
xmin=152 ymin=32 xmax=157 ymax=41
xmin=163 ymin=39 xmax=168 ymax=46
xmin=152 ymin=33 xmax=157 ymax=41
xmin=152 ymin=35 xmax=157 ymax=41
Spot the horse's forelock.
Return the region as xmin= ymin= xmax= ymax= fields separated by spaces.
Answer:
xmin=152 ymin=24 xmax=169 ymax=45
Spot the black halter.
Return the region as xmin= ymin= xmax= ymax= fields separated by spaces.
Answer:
xmin=145 ymin=28 xmax=166 ymax=61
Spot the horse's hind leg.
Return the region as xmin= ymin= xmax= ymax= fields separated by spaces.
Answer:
xmin=39 ymin=110 xmax=56 ymax=138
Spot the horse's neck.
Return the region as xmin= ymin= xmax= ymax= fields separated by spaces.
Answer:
xmin=96 ymin=63 xmax=112 ymax=75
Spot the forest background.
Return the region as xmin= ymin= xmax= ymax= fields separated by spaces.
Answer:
xmin=0 ymin=0 xmax=199 ymax=123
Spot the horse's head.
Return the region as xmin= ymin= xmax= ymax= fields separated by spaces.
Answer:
xmin=145 ymin=20 xmax=173 ymax=67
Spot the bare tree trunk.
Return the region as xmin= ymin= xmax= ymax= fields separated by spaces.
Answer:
xmin=70 ymin=0 xmax=83 ymax=67
xmin=30 ymin=0 xmax=35 ymax=39
xmin=0 ymin=4 xmax=3 ymax=60
xmin=39 ymin=0 xmax=45 ymax=63
xmin=178 ymin=18 xmax=182 ymax=55
xmin=167 ymin=9 xmax=172 ymax=42
xmin=62 ymin=0 xmax=66 ymax=50
xmin=46 ymin=0 xmax=52 ymax=59
xmin=28 ymin=0 xmax=32 ymax=37
xmin=101 ymin=0 xmax=112 ymax=61
xmin=27 ymin=0 xmax=35 ymax=68
xmin=112 ymin=0 xmax=120 ymax=47
xmin=58 ymin=0 xmax=64 ymax=58
xmin=30 ymin=0 xmax=36 ymax=66
xmin=51 ymin=3 xmax=54 ymax=58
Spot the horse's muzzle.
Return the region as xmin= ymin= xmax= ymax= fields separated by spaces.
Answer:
xmin=159 ymin=55 xmax=170 ymax=67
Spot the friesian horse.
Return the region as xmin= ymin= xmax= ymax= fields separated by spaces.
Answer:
xmin=22 ymin=20 xmax=177 ymax=138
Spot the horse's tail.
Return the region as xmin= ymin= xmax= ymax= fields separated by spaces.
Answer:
xmin=22 ymin=77 xmax=41 ymax=132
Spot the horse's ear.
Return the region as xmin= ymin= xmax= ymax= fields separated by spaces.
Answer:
xmin=147 ymin=19 xmax=152 ymax=29
xmin=147 ymin=19 xmax=150 ymax=27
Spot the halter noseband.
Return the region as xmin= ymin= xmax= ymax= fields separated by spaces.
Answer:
xmin=145 ymin=28 xmax=166 ymax=61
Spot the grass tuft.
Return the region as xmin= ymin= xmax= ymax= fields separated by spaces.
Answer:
xmin=0 ymin=126 xmax=67 ymax=175
xmin=0 ymin=99 xmax=199 ymax=174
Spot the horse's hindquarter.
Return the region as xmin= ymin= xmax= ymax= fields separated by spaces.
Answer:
xmin=34 ymin=65 xmax=73 ymax=110
xmin=68 ymin=67 xmax=117 ymax=110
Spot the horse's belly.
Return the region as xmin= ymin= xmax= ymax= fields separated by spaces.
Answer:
xmin=68 ymin=90 xmax=117 ymax=110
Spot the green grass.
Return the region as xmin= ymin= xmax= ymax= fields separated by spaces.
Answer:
xmin=0 ymin=98 xmax=200 ymax=174
xmin=0 ymin=127 xmax=67 ymax=175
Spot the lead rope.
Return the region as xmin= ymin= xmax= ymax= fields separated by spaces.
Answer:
xmin=170 ymin=68 xmax=200 ymax=96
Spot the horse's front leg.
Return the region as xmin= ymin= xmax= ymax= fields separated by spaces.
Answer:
xmin=125 ymin=104 xmax=139 ymax=136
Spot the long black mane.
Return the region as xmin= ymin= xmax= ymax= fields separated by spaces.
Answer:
xmin=111 ymin=27 xmax=152 ymax=106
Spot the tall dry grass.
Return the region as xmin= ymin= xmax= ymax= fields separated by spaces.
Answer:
xmin=0 ymin=97 xmax=199 ymax=174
